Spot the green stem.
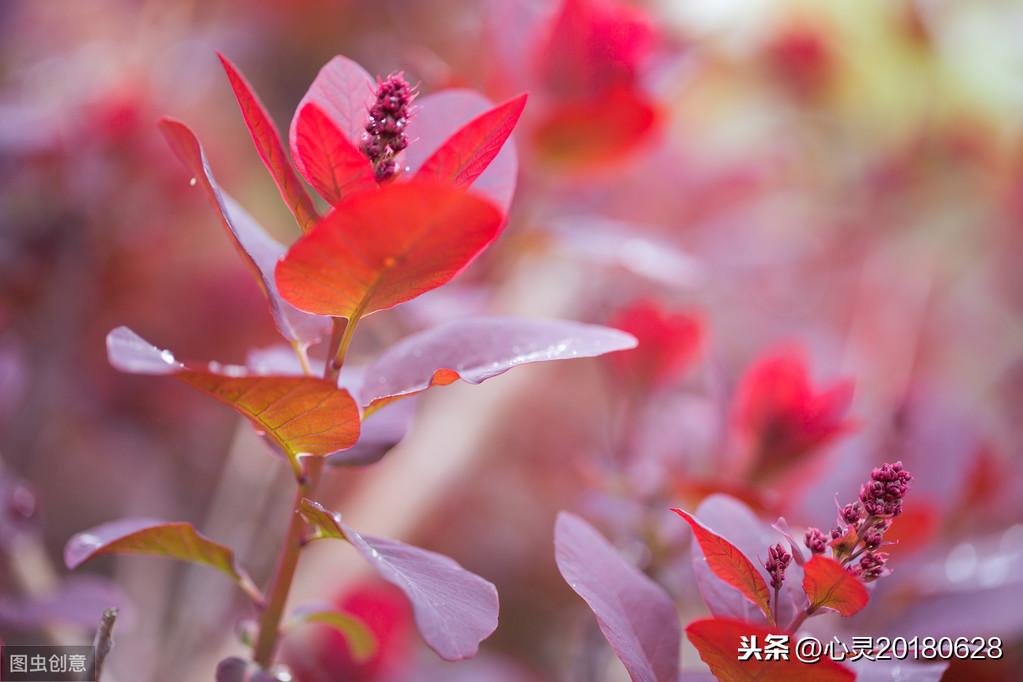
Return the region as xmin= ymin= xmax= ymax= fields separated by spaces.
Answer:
xmin=252 ymin=457 xmax=323 ymax=668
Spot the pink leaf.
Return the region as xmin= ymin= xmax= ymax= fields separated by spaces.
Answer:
xmin=554 ymin=512 xmax=680 ymax=682
xmin=342 ymin=524 xmax=499 ymax=661
xmin=359 ymin=317 xmax=637 ymax=409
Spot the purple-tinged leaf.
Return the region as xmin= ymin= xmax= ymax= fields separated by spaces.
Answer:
xmin=218 ymin=53 xmax=320 ymax=232
xmin=106 ymin=327 xmax=360 ymax=475
xmin=342 ymin=524 xmax=499 ymax=661
xmin=0 ymin=576 xmax=132 ymax=630
xmin=158 ymin=117 xmax=329 ymax=347
xmin=359 ymin=317 xmax=637 ymax=410
xmin=65 ymin=518 xmax=261 ymax=603
xmin=554 ymin=512 xmax=680 ymax=682
xmin=289 ymin=55 xmax=377 ymax=172
xmin=405 ymin=90 xmax=520 ymax=212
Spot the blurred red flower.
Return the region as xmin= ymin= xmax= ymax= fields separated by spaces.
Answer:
xmin=733 ymin=346 xmax=854 ymax=480
xmin=608 ymin=299 xmax=703 ymax=389
xmin=282 ymin=581 xmax=414 ymax=682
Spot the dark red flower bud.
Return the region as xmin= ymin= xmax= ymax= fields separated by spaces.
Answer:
xmin=764 ymin=543 xmax=791 ymax=590
xmin=804 ymin=527 xmax=827 ymax=554
xmin=859 ymin=461 xmax=912 ymax=517
xmin=853 ymin=550 xmax=889 ymax=582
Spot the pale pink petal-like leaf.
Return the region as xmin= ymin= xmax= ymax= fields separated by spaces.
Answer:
xmin=159 ymin=117 xmax=329 ymax=347
xmin=554 ymin=512 xmax=680 ymax=682
xmin=359 ymin=317 xmax=637 ymax=409
xmin=289 ymin=55 xmax=376 ymax=174
xmin=342 ymin=523 xmax=499 ymax=661
xmin=405 ymin=90 xmax=519 ymax=212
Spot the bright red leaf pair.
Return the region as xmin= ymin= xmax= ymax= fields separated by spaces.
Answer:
xmin=220 ymin=52 xmax=526 ymax=222
xmin=673 ymin=506 xmax=868 ymax=625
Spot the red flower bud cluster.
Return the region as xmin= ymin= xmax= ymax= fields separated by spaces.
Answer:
xmin=764 ymin=543 xmax=791 ymax=590
xmin=360 ymin=74 xmax=415 ymax=182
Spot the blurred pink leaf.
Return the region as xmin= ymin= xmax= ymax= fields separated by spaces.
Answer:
xmin=405 ymin=90 xmax=520 ymax=211
xmin=65 ymin=518 xmax=260 ymax=602
xmin=218 ymin=52 xmax=319 ymax=231
xmin=359 ymin=316 xmax=637 ymax=410
xmin=554 ymin=512 xmax=680 ymax=682
xmin=0 ymin=576 xmax=132 ymax=630
xmin=158 ymin=117 xmax=329 ymax=347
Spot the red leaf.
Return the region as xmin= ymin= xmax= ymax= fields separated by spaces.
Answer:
xmin=532 ymin=87 xmax=657 ymax=170
xmin=672 ymin=508 xmax=773 ymax=623
xmin=416 ymin=94 xmax=527 ymax=191
xmin=106 ymin=327 xmax=360 ymax=476
xmin=686 ymin=617 xmax=854 ymax=682
xmin=289 ymin=55 xmax=377 ymax=162
xmin=157 ymin=117 xmax=328 ymax=347
xmin=218 ymin=52 xmax=320 ymax=231
xmin=802 ymin=556 xmax=869 ymax=617
xmin=276 ymin=182 xmax=502 ymax=321
xmin=292 ymin=102 xmax=376 ymax=205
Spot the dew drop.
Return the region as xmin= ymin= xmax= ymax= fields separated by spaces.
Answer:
xmin=188 ymin=177 xmax=198 ymax=187
xmin=160 ymin=349 xmax=175 ymax=364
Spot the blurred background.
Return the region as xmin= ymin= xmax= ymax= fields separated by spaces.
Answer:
xmin=2 ymin=0 xmax=1023 ymax=680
